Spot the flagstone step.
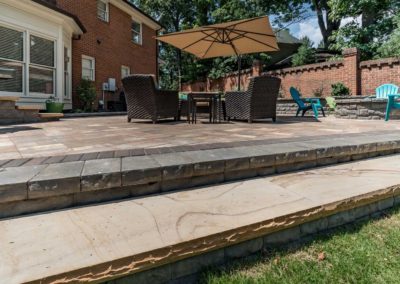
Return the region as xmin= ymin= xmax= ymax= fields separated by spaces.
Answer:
xmin=1 ymin=155 xmax=400 ymax=284
xmin=1 ymin=134 xmax=400 ymax=219
xmin=15 ymin=105 xmax=42 ymax=111
xmin=0 ymin=96 xmax=19 ymax=102
xmin=38 ymin=112 xmax=64 ymax=120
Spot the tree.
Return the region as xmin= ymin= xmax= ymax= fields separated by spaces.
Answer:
xmin=311 ymin=0 xmax=341 ymax=48
xmin=328 ymin=0 xmax=399 ymax=59
xmin=377 ymin=14 xmax=400 ymax=58
xmin=292 ymin=36 xmax=316 ymax=66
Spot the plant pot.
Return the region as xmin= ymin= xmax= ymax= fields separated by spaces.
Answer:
xmin=46 ymin=102 xmax=64 ymax=113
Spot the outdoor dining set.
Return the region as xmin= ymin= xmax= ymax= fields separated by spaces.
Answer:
xmin=122 ymin=74 xmax=283 ymax=124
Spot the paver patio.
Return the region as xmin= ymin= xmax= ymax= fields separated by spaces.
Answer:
xmin=1 ymin=116 xmax=400 ymax=160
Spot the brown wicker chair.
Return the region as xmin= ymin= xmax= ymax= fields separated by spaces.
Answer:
xmin=225 ymin=76 xmax=281 ymax=123
xmin=122 ymin=75 xmax=179 ymax=123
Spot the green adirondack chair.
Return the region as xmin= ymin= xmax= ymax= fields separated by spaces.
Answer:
xmin=325 ymin=97 xmax=337 ymax=111
xmin=290 ymin=87 xmax=325 ymax=119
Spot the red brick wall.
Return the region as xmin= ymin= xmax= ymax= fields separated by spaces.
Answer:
xmin=183 ymin=48 xmax=400 ymax=98
xmin=57 ymin=0 xmax=158 ymax=109
xmin=361 ymin=58 xmax=400 ymax=96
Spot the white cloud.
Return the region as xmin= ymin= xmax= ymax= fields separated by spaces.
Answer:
xmin=296 ymin=18 xmax=322 ymax=47
xmin=341 ymin=16 xmax=362 ymax=27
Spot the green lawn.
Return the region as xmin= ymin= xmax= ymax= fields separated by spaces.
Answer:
xmin=203 ymin=206 xmax=400 ymax=284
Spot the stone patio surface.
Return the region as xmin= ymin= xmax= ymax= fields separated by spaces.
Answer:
xmin=0 ymin=116 xmax=400 ymax=160
xmin=1 ymin=155 xmax=400 ymax=283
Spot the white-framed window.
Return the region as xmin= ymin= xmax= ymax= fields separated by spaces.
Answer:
xmin=64 ymin=47 xmax=70 ymax=98
xmin=0 ymin=25 xmax=24 ymax=94
xmin=97 ymin=0 xmax=109 ymax=22
xmin=82 ymin=55 xmax=95 ymax=81
xmin=121 ymin=65 xmax=130 ymax=79
xmin=131 ymin=21 xmax=142 ymax=45
xmin=29 ymin=35 xmax=55 ymax=95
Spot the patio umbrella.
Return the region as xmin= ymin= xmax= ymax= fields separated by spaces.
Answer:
xmin=156 ymin=16 xmax=279 ymax=90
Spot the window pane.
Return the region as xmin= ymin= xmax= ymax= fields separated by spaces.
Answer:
xmin=82 ymin=58 xmax=92 ymax=69
xmin=0 ymin=26 xmax=23 ymax=61
xmin=30 ymin=35 xmax=54 ymax=67
xmin=0 ymin=60 xmax=23 ymax=92
xmin=132 ymin=22 xmax=141 ymax=33
xmin=82 ymin=68 xmax=93 ymax=80
xmin=29 ymin=66 xmax=54 ymax=94
xmin=97 ymin=0 xmax=108 ymax=21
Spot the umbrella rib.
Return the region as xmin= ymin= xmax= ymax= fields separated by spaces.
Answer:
xmin=225 ymin=29 xmax=279 ymax=51
xmin=156 ymin=27 xmax=219 ymax=38
xmin=201 ymin=39 xmax=217 ymax=59
xmin=225 ymin=28 xmax=276 ymax=38
xmin=180 ymin=30 xmax=218 ymax=51
xmin=239 ymin=34 xmax=280 ymax=51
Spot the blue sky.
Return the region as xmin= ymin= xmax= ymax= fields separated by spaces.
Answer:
xmin=287 ymin=17 xmax=322 ymax=46
xmin=273 ymin=13 xmax=360 ymax=47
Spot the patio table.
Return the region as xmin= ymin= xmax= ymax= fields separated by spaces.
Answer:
xmin=187 ymin=92 xmax=222 ymax=124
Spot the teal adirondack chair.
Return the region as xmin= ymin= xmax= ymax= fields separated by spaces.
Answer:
xmin=376 ymin=84 xmax=398 ymax=99
xmin=290 ymin=87 xmax=325 ymax=119
xmin=378 ymin=84 xmax=400 ymax=121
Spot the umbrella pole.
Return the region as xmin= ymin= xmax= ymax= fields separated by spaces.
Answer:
xmin=238 ymin=55 xmax=242 ymax=91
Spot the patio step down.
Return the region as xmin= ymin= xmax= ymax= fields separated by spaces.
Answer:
xmin=38 ymin=112 xmax=64 ymax=120
xmin=15 ymin=105 xmax=42 ymax=111
xmin=0 ymin=134 xmax=399 ymax=219
xmin=1 ymin=155 xmax=400 ymax=284
xmin=0 ymin=96 xmax=19 ymax=102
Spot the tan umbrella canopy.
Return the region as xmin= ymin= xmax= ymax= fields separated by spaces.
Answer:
xmin=156 ymin=16 xmax=280 ymax=89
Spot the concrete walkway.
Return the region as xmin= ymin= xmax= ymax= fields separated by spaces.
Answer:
xmin=1 ymin=155 xmax=400 ymax=283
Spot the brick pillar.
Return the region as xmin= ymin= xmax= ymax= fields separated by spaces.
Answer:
xmin=342 ymin=48 xmax=361 ymax=96
xmin=252 ymin=59 xmax=262 ymax=77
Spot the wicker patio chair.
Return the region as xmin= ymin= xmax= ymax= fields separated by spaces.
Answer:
xmin=122 ymin=75 xmax=179 ymax=123
xmin=225 ymin=76 xmax=281 ymax=123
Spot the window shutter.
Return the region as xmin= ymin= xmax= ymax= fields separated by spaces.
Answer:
xmin=0 ymin=26 xmax=23 ymax=61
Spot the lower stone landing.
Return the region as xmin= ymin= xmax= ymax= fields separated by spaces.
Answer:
xmin=1 ymin=155 xmax=400 ymax=284
xmin=0 ymin=96 xmax=63 ymax=125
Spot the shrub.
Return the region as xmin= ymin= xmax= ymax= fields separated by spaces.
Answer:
xmin=312 ymin=85 xmax=324 ymax=98
xmin=77 ymin=79 xmax=97 ymax=112
xmin=331 ymin=82 xmax=351 ymax=97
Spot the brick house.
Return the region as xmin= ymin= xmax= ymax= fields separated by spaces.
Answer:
xmin=0 ymin=0 xmax=162 ymax=110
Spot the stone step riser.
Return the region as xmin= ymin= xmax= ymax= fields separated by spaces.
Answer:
xmin=0 ymin=101 xmax=17 ymax=110
xmin=105 ymin=195 xmax=399 ymax=284
xmin=1 ymin=137 xmax=399 ymax=219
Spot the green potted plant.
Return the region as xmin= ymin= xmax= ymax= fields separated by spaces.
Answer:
xmin=46 ymin=96 xmax=64 ymax=113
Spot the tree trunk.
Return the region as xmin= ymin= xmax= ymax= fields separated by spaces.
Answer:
xmin=313 ymin=0 xmax=340 ymax=49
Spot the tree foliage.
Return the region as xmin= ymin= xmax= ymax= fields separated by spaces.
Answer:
xmin=292 ymin=37 xmax=316 ymax=66
xmin=328 ymin=0 xmax=399 ymax=59
xmin=131 ymin=0 xmax=400 ymax=88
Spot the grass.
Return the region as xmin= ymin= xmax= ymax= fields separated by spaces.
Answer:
xmin=202 ymin=206 xmax=400 ymax=284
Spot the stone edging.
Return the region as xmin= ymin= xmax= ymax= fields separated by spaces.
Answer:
xmin=1 ymin=134 xmax=399 ymax=219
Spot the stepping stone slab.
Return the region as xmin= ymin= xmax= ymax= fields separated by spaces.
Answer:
xmin=28 ymin=161 xmax=84 ymax=199
xmin=0 ymin=165 xmax=46 ymax=203
xmin=81 ymin=158 xmax=121 ymax=191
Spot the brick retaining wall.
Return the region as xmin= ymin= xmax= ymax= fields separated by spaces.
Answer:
xmin=182 ymin=48 xmax=400 ymax=99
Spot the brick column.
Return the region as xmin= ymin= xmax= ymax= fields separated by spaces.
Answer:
xmin=342 ymin=48 xmax=361 ymax=96
xmin=252 ymin=60 xmax=262 ymax=77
